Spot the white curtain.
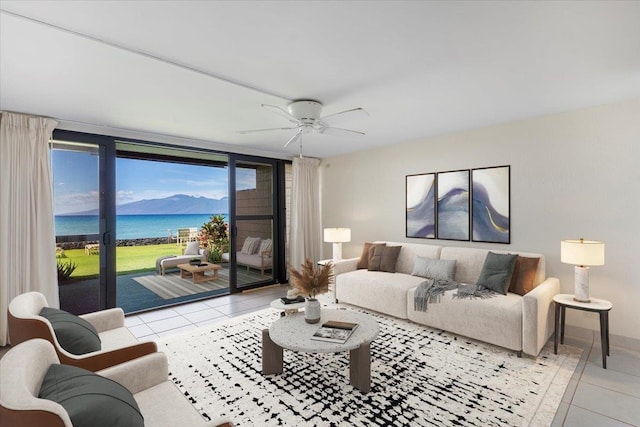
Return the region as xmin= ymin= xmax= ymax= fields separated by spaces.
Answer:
xmin=0 ymin=112 xmax=59 ymax=346
xmin=289 ymin=156 xmax=321 ymax=270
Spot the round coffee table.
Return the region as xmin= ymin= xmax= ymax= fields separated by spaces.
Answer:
xmin=262 ymin=309 xmax=379 ymax=393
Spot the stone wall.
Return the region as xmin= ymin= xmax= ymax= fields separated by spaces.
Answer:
xmin=57 ymin=237 xmax=174 ymax=250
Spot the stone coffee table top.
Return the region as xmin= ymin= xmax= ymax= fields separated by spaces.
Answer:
xmin=269 ymin=309 xmax=379 ymax=353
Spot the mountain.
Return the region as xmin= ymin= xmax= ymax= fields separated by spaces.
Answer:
xmin=63 ymin=194 xmax=228 ymax=215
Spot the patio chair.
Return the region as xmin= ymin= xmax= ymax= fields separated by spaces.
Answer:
xmin=0 ymin=339 xmax=233 ymax=427
xmin=8 ymin=292 xmax=157 ymax=372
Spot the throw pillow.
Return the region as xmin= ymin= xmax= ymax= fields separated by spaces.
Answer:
xmin=259 ymin=238 xmax=273 ymax=254
xmin=184 ymin=241 xmax=200 ymax=255
xmin=411 ymin=257 xmax=456 ymax=280
xmin=357 ymin=243 xmax=385 ymax=269
xmin=475 ymin=252 xmax=518 ymax=295
xmin=39 ymin=364 xmax=144 ymax=427
xmin=39 ymin=307 xmax=101 ymax=355
xmin=241 ymin=237 xmax=261 ymax=255
xmin=368 ymin=245 xmax=402 ymax=273
xmin=508 ymin=256 xmax=540 ymax=296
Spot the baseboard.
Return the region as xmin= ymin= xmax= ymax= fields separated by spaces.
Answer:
xmin=564 ymin=324 xmax=640 ymax=352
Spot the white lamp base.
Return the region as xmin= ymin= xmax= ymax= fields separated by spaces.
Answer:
xmin=332 ymin=242 xmax=343 ymax=261
xmin=574 ymin=266 xmax=591 ymax=303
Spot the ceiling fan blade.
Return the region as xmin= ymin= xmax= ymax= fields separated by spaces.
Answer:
xmin=318 ymin=126 xmax=365 ymax=136
xmin=237 ymin=127 xmax=296 ymax=134
xmin=262 ymin=104 xmax=298 ymax=123
xmin=283 ymin=130 xmax=303 ymax=148
xmin=320 ymin=107 xmax=369 ymax=124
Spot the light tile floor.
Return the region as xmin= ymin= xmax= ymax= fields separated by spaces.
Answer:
xmin=109 ymin=285 xmax=640 ymax=426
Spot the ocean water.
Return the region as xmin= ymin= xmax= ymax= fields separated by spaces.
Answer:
xmin=55 ymin=214 xmax=229 ymax=240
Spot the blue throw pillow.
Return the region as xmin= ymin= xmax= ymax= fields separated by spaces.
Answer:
xmin=39 ymin=307 xmax=101 ymax=355
xmin=39 ymin=364 xmax=144 ymax=427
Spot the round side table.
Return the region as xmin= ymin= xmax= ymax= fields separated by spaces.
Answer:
xmin=553 ymin=293 xmax=613 ymax=368
xmin=270 ymin=298 xmax=306 ymax=316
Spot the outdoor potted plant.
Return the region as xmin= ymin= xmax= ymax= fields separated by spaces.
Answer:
xmin=289 ymin=258 xmax=333 ymax=323
xmin=199 ymin=214 xmax=229 ymax=263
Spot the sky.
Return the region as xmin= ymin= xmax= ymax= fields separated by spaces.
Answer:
xmin=52 ymin=149 xmax=256 ymax=215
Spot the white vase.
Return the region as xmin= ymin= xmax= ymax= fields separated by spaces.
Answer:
xmin=305 ymin=298 xmax=321 ymax=324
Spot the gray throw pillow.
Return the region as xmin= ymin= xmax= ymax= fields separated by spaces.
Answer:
xmin=39 ymin=364 xmax=144 ymax=427
xmin=411 ymin=257 xmax=456 ymax=280
xmin=368 ymin=245 xmax=402 ymax=273
xmin=39 ymin=307 xmax=101 ymax=355
xmin=475 ymin=252 xmax=518 ymax=295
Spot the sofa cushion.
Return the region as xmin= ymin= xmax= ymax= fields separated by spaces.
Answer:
xmin=368 ymin=245 xmax=402 ymax=273
xmin=336 ymin=270 xmax=425 ymax=319
xmin=411 ymin=257 xmax=456 ymax=280
xmin=509 ymin=256 xmax=540 ymax=296
xmin=39 ymin=363 xmax=143 ymax=427
xmin=475 ymin=252 xmax=518 ymax=295
xmin=39 ymin=307 xmax=101 ymax=355
xmin=357 ymin=242 xmax=385 ymax=269
xmin=259 ymin=238 xmax=272 ymax=254
xmin=241 ymin=237 xmax=261 ymax=254
xmin=184 ymin=241 xmax=200 ymax=255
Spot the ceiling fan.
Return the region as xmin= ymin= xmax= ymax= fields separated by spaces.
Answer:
xmin=237 ymin=100 xmax=369 ymax=148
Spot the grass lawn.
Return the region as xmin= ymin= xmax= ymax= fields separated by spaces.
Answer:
xmin=58 ymin=244 xmax=185 ymax=278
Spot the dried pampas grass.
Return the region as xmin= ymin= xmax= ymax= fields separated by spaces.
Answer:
xmin=289 ymin=258 xmax=333 ymax=300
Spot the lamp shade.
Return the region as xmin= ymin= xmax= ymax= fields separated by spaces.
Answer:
xmin=324 ymin=228 xmax=351 ymax=243
xmin=561 ymin=239 xmax=605 ymax=266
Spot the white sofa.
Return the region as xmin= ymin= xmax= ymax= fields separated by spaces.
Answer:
xmin=333 ymin=241 xmax=559 ymax=357
xmin=222 ymin=238 xmax=273 ymax=276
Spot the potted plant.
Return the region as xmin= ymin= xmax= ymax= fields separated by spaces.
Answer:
xmin=199 ymin=214 xmax=229 ymax=263
xmin=289 ymin=258 xmax=333 ymax=323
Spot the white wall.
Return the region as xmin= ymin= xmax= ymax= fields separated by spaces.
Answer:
xmin=321 ymin=98 xmax=640 ymax=342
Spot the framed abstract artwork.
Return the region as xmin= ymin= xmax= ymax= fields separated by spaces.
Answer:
xmin=472 ymin=165 xmax=510 ymax=243
xmin=436 ymin=169 xmax=470 ymax=241
xmin=406 ymin=173 xmax=436 ymax=238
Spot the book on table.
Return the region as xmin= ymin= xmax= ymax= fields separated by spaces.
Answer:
xmin=311 ymin=320 xmax=359 ymax=344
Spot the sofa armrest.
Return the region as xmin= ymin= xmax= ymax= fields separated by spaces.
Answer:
xmin=332 ymin=258 xmax=359 ymax=276
xmin=80 ymin=308 xmax=125 ymax=332
xmin=98 ymin=352 xmax=168 ymax=394
xmin=522 ymin=277 xmax=560 ymax=356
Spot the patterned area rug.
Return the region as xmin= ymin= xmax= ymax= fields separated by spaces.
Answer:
xmin=157 ymin=306 xmax=581 ymax=426
xmin=133 ymin=272 xmax=227 ymax=299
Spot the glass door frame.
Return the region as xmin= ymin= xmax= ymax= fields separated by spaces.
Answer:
xmin=52 ymin=129 xmax=117 ymax=310
xmin=228 ymin=154 xmax=287 ymax=293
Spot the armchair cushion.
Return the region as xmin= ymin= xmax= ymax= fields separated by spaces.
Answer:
xmin=39 ymin=364 xmax=144 ymax=427
xmin=39 ymin=307 xmax=101 ymax=355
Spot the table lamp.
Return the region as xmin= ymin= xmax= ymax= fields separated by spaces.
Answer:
xmin=561 ymin=238 xmax=605 ymax=302
xmin=324 ymin=228 xmax=351 ymax=261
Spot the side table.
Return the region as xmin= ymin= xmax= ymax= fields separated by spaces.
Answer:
xmin=553 ymin=293 xmax=613 ymax=368
xmin=270 ymin=298 xmax=306 ymax=316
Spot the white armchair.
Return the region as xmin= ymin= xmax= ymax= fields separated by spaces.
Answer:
xmin=0 ymin=339 xmax=233 ymax=427
xmin=8 ymin=292 xmax=157 ymax=372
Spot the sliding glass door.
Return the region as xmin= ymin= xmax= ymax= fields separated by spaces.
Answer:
xmin=51 ymin=137 xmax=113 ymax=314
xmin=229 ymin=156 xmax=278 ymax=291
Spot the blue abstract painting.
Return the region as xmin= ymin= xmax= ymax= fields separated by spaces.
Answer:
xmin=437 ymin=170 xmax=470 ymax=241
xmin=472 ymin=166 xmax=510 ymax=243
xmin=406 ymin=173 xmax=436 ymax=238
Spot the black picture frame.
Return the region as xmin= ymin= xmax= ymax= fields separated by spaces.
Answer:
xmin=436 ymin=169 xmax=470 ymax=241
xmin=406 ymin=173 xmax=436 ymax=239
xmin=471 ymin=165 xmax=510 ymax=244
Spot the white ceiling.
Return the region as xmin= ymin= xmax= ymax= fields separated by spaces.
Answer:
xmin=1 ymin=1 xmax=639 ymax=159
